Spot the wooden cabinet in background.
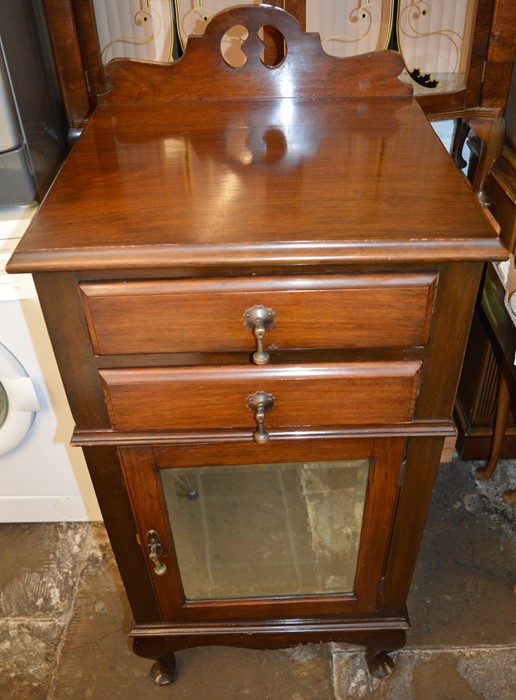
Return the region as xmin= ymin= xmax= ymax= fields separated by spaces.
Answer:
xmin=456 ymin=63 xmax=516 ymax=460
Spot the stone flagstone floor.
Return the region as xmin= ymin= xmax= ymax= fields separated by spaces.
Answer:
xmin=0 ymin=456 xmax=515 ymax=699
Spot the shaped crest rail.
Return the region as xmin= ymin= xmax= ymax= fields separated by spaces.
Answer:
xmin=101 ymin=4 xmax=412 ymax=104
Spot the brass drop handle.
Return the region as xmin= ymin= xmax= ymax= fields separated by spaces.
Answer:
xmin=146 ymin=530 xmax=167 ymax=575
xmin=243 ymin=305 xmax=275 ymax=365
xmin=246 ymin=391 xmax=275 ymax=444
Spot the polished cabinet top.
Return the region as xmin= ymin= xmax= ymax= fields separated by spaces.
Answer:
xmin=7 ymin=5 xmax=504 ymax=272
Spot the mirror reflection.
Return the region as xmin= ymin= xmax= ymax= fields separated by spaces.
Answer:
xmin=161 ymin=458 xmax=369 ymax=600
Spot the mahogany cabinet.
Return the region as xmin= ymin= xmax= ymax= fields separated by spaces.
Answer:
xmin=7 ymin=6 xmax=506 ymax=684
xmin=456 ymin=66 xmax=516 ymax=459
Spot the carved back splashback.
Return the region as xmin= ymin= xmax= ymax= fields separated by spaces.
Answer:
xmin=92 ymin=0 xmax=477 ymax=95
xmin=100 ymin=4 xmax=412 ymax=104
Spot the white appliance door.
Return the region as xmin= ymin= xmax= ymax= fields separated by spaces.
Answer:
xmin=0 ymin=341 xmax=40 ymax=455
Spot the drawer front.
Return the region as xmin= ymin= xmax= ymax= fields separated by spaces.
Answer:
xmin=81 ymin=274 xmax=437 ymax=355
xmin=100 ymin=362 xmax=421 ymax=431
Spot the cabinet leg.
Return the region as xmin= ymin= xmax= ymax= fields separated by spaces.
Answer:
xmin=150 ymin=653 xmax=177 ymax=685
xmin=365 ymin=649 xmax=396 ymax=679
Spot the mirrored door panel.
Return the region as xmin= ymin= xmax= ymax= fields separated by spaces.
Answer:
xmin=119 ymin=437 xmax=405 ymax=622
xmin=161 ymin=458 xmax=369 ymax=600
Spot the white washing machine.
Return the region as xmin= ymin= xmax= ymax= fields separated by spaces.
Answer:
xmin=0 ymin=206 xmax=101 ymax=521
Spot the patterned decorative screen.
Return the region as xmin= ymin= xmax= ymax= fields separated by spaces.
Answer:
xmin=396 ymin=0 xmax=477 ymax=93
xmin=309 ymin=0 xmax=476 ymax=94
xmin=92 ymin=0 xmax=178 ymax=63
xmin=92 ymin=0 xmax=476 ymax=93
xmin=307 ymin=0 xmax=394 ymax=57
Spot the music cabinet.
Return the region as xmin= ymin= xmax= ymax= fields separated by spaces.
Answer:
xmin=8 ymin=6 xmax=506 ymax=684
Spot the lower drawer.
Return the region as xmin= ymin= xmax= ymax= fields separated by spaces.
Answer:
xmin=100 ymin=362 xmax=421 ymax=432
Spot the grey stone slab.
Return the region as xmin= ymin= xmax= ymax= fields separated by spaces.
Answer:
xmin=332 ymin=647 xmax=516 ymax=700
xmin=473 ymin=458 xmax=515 ymax=527
xmin=407 ymin=459 xmax=516 ymax=648
xmin=0 ymin=522 xmax=90 ymax=698
xmin=0 ymin=522 xmax=90 ymax=619
xmin=0 ymin=619 xmax=65 ymax=700
xmin=53 ymin=524 xmax=335 ymax=699
xmin=2 ymin=456 xmax=513 ymax=699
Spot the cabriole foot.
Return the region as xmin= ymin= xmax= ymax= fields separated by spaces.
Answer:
xmin=366 ymin=650 xmax=395 ymax=679
xmin=150 ymin=653 xmax=176 ymax=685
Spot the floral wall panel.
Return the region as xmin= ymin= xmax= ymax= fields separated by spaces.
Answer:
xmin=176 ymin=0 xmax=259 ymax=48
xmin=93 ymin=0 xmax=177 ymax=63
xmin=92 ymin=1 xmax=478 ymax=95
xmin=306 ymin=1 xmax=394 ymax=57
xmin=397 ymin=0 xmax=477 ymax=93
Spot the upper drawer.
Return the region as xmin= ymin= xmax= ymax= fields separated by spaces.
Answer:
xmin=80 ymin=274 xmax=437 ymax=356
xmin=99 ymin=361 xmax=421 ymax=432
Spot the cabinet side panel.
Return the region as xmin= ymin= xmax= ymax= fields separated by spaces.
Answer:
xmin=82 ymin=446 xmax=161 ymax=623
xmin=415 ymin=262 xmax=484 ymax=420
xmin=379 ymin=436 xmax=444 ymax=614
xmin=33 ymin=272 xmax=110 ymax=428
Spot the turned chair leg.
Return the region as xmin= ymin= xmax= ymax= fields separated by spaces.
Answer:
xmin=450 ymin=118 xmax=470 ymax=170
xmin=476 ymin=366 xmax=511 ymax=482
xmin=468 ymin=115 xmax=505 ymax=207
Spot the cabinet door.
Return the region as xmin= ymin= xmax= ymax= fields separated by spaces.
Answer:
xmin=119 ymin=437 xmax=405 ymax=622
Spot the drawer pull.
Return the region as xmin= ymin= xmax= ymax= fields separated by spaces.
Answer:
xmin=243 ymin=305 xmax=275 ymax=365
xmin=246 ymin=390 xmax=275 ymax=444
xmin=146 ymin=530 xmax=167 ymax=575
